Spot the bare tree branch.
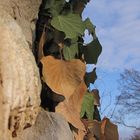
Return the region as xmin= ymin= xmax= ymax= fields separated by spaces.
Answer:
xmin=114 ymin=120 xmax=140 ymax=130
xmin=116 ymin=69 xmax=140 ymax=116
xmin=101 ymin=91 xmax=112 ymax=115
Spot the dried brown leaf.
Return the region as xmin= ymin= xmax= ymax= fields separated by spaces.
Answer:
xmin=82 ymin=118 xmax=119 ymax=140
xmin=56 ymin=100 xmax=85 ymax=131
xmin=92 ymin=89 xmax=100 ymax=106
xmin=69 ymin=81 xmax=87 ymax=113
xmin=73 ymin=130 xmax=85 ymax=140
xmin=73 ymin=2 xmax=85 ymax=14
xmin=38 ymin=29 xmax=46 ymax=63
xmin=41 ymin=56 xmax=86 ymax=100
xmin=55 ymin=82 xmax=87 ymax=131
xmin=101 ymin=118 xmax=119 ymax=140
xmin=88 ymin=120 xmax=102 ymax=139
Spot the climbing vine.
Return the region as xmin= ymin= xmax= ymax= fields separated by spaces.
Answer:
xmin=33 ymin=0 xmax=118 ymax=139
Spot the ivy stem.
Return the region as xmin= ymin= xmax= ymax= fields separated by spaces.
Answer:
xmin=58 ymin=43 xmax=64 ymax=60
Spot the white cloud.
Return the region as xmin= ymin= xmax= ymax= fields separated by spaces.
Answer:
xmin=83 ymin=0 xmax=140 ymax=71
xmin=83 ymin=2 xmax=140 ymax=139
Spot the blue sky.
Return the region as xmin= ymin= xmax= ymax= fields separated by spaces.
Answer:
xmin=83 ymin=0 xmax=140 ymax=139
xmin=83 ymin=0 xmax=140 ymax=71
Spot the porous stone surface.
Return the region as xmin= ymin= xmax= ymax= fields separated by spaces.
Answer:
xmin=0 ymin=9 xmax=41 ymax=140
xmin=0 ymin=0 xmax=41 ymax=46
xmin=15 ymin=110 xmax=74 ymax=140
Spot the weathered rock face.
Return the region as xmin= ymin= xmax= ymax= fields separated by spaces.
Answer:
xmin=0 ymin=1 xmax=75 ymax=140
xmin=0 ymin=0 xmax=41 ymax=46
xmin=0 ymin=9 xmax=41 ymax=140
xmin=15 ymin=109 xmax=74 ymax=140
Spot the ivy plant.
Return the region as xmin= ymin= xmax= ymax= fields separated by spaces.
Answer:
xmin=35 ymin=0 xmax=102 ymax=121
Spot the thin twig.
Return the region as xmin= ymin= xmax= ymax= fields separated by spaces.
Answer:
xmin=110 ymin=93 xmax=121 ymax=119
xmin=101 ymin=91 xmax=112 ymax=115
xmin=114 ymin=120 xmax=140 ymax=130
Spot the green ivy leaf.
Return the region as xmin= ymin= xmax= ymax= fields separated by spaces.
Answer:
xmin=83 ymin=38 xmax=102 ymax=64
xmin=63 ymin=42 xmax=78 ymax=60
xmin=82 ymin=0 xmax=90 ymax=4
xmin=85 ymin=68 xmax=97 ymax=87
xmin=45 ymin=0 xmax=66 ymax=16
xmin=51 ymin=14 xmax=85 ymax=39
xmin=80 ymin=91 xmax=94 ymax=120
xmin=70 ymin=0 xmax=90 ymax=14
xmin=84 ymin=18 xmax=96 ymax=35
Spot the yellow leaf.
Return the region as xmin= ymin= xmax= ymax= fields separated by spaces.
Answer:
xmin=41 ymin=56 xmax=86 ymax=100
